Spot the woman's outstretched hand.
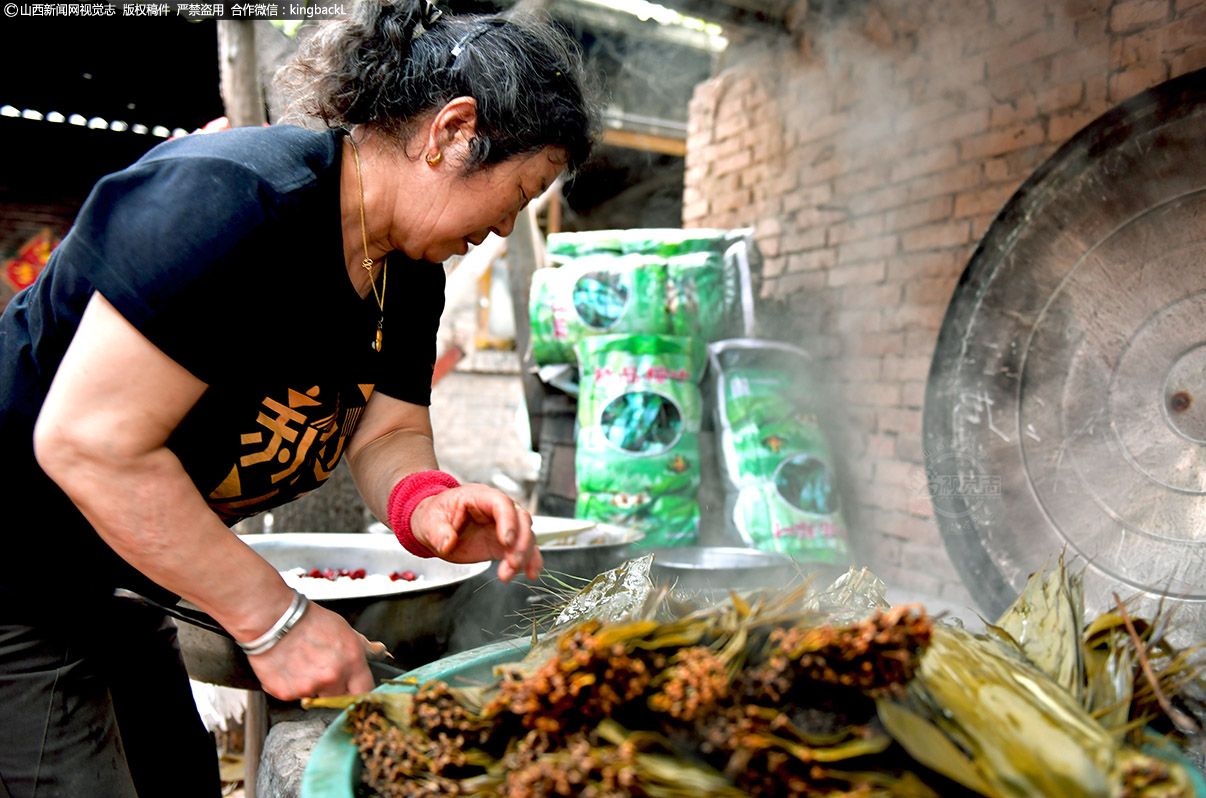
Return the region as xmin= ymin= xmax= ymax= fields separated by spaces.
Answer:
xmin=409 ymin=484 xmax=542 ymax=582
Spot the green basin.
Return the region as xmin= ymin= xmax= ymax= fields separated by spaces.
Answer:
xmin=300 ymin=638 xmax=530 ymax=798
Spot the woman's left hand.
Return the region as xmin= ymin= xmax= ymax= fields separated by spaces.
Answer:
xmin=409 ymin=484 xmax=541 ymax=582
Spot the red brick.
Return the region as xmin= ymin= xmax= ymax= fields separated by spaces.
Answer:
xmin=828 ymin=261 xmax=887 ymax=287
xmin=835 ymin=310 xmax=886 ymax=334
xmin=891 ymin=303 xmax=949 ymax=331
xmin=792 ymin=111 xmax=851 ymax=146
xmin=783 ymin=227 xmax=827 ymax=252
xmin=1110 ymin=0 xmax=1171 ymax=32
xmin=1085 ymin=73 xmax=1110 ymax=107
xmin=885 ymin=197 xmax=955 ymax=232
xmin=866 ymin=433 xmax=897 ymax=458
xmin=959 ymin=123 xmax=1045 ymax=160
xmin=907 ymin=164 xmax=984 ymax=202
xmin=982 ymin=147 xmax=1047 ymax=182
xmin=1044 ymin=108 xmax=1096 ymax=143
xmin=1052 ymin=43 xmax=1109 ymax=80
xmin=890 ymin=144 xmax=959 ymax=183
xmin=887 ymin=251 xmax=962 ymax=281
xmin=985 ymin=59 xmax=1049 ymax=99
xmin=853 ymin=381 xmax=905 ymax=408
xmin=894 ymin=432 xmax=927 ymax=465
xmin=739 ymin=162 xmax=771 ymax=188
xmin=834 ymin=166 xmax=892 ymax=198
xmin=1112 ymin=28 xmax=1161 ymax=68
xmin=1108 ymin=63 xmax=1170 ymax=102
xmin=954 ymin=183 xmax=1017 ymax=217
xmin=794 ymin=205 xmax=847 ymax=228
xmin=778 ymin=270 xmax=829 ymax=295
xmin=905 ymin=277 xmax=957 ymax=305
xmin=682 ymin=199 xmax=709 ymax=222
xmin=712 ymin=189 xmax=754 ymax=215
xmin=878 ymin=406 xmax=922 ymax=435
xmin=900 ymin=220 xmax=971 ymax=252
xmin=1178 ymin=0 xmax=1206 ymax=10
xmin=837 ymin=235 xmax=898 ymax=263
xmin=985 ymin=29 xmax=1072 ymax=75
xmin=887 ymin=510 xmax=943 ymax=546
xmin=1172 ymin=45 xmax=1206 ymax=76
xmin=881 ymin=355 xmax=932 ymax=383
xmin=857 ymin=332 xmax=906 ymax=358
xmin=905 ymin=329 xmax=942 ymax=353
xmin=711 ymin=134 xmax=745 ymax=160
xmin=1166 ymin=10 xmax=1206 ymax=49
xmin=1075 ymin=13 xmax=1111 ymax=48
xmin=901 ymin=380 xmax=928 ymax=408
xmin=917 ymin=109 xmax=991 ymax=145
xmin=971 ymin=213 xmax=999 ymax=240
xmin=1065 ymin=0 xmax=1106 ymax=20
xmin=715 ymin=149 xmax=753 ymax=176
xmin=990 ymin=93 xmax=1039 ymax=128
xmin=750 ymin=196 xmax=784 ymax=218
xmin=832 ymin=356 xmax=883 ymax=381
xmin=714 ymin=112 xmax=750 ymax=143
xmin=989 ymin=1 xmax=1047 ymax=41
xmin=799 ymin=155 xmax=848 ymax=186
xmin=895 ymin=97 xmax=962 ymax=131
xmin=848 ymin=184 xmax=911 ymax=215
xmin=828 ymin=214 xmax=886 ymax=245
xmin=1036 ymin=81 xmax=1085 ymax=113
xmin=787 ymin=248 xmax=837 ymax=272
xmin=842 ymin=283 xmax=904 ymax=309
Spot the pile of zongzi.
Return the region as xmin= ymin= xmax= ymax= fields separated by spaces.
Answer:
xmin=309 ymin=558 xmax=1206 ymax=798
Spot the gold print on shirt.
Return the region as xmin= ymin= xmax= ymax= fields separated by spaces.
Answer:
xmin=206 ymin=383 xmax=375 ymax=520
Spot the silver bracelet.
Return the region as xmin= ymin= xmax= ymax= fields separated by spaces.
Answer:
xmin=238 ymin=590 xmax=309 ymax=656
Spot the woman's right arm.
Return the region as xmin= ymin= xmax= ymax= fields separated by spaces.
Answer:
xmin=33 ymin=292 xmax=374 ymax=700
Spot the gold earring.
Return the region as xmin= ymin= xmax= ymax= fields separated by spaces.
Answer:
xmin=425 ymin=150 xmax=443 ymax=166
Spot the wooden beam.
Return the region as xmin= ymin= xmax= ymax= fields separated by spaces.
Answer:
xmin=602 ymin=128 xmax=687 ymax=157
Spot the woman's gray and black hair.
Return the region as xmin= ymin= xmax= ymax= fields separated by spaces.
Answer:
xmin=280 ymin=0 xmax=598 ymax=173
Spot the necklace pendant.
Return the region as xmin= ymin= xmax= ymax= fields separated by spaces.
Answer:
xmin=373 ymin=318 xmax=383 ymax=352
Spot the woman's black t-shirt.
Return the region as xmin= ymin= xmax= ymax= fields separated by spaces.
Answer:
xmin=0 ymin=124 xmax=444 ymax=607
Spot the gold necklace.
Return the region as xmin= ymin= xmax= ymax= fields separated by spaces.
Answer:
xmin=351 ymin=137 xmax=387 ymax=353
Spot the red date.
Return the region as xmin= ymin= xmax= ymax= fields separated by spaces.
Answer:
xmin=300 ymin=568 xmax=369 ymax=581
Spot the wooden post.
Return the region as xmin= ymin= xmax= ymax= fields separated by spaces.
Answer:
xmin=506 ymin=206 xmax=547 ymax=451
xmin=243 ymin=689 xmax=269 ymax=798
xmin=218 ymin=21 xmax=267 ymax=128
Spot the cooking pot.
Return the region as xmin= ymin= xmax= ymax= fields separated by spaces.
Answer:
xmin=444 ymin=518 xmax=643 ymax=653
xmin=177 ymin=533 xmax=490 ymax=689
xmin=645 ymin=546 xmax=807 ymax=596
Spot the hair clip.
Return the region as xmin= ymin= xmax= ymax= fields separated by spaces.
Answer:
xmin=450 ymin=20 xmax=502 ymax=60
xmin=415 ymin=0 xmax=442 ymax=37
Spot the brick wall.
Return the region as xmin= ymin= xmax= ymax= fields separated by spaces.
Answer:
xmin=683 ymin=0 xmax=1206 ymax=607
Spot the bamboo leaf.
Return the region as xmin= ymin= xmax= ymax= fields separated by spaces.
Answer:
xmin=877 ymin=698 xmax=1000 ymax=797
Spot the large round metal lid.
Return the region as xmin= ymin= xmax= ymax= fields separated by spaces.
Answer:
xmin=924 ymin=68 xmax=1206 ymax=638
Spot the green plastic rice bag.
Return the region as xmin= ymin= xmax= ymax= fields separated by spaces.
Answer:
xmin=545 ymin=230 xmax=625 ymax=260
xmin=529 ymin=255 xmax=669 ymax=365
xmin=666 ymin=251 xmax=728 ymax=342
xmin=708 ymin=339 xmax=848 ymax=563
xmin=574 ymin=334 xmax=703 ymax=547
xmin=616 ymin=228 xmax=728 ymax=257
xmin=575 ymin=492 xmax=700 ymax=548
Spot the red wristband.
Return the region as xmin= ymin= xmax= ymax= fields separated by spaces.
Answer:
xmin=388 ymin=470 xmax=460 ymax=558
